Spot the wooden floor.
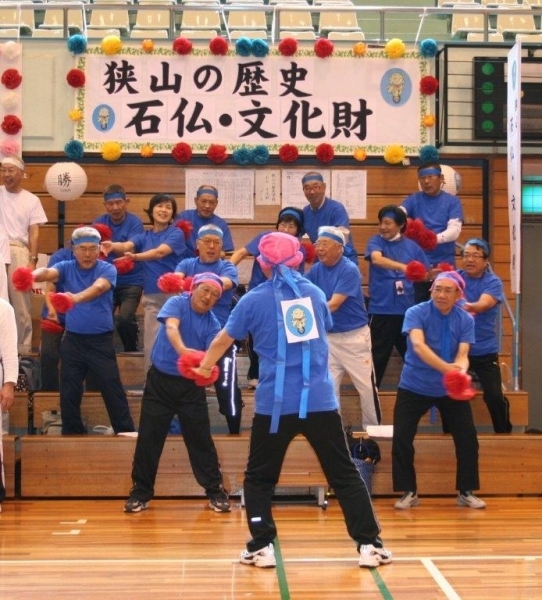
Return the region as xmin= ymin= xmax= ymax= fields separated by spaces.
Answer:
xmin=1 ymin=496 xmax=541 ymax=599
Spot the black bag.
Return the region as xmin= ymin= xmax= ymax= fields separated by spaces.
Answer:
xmin=15 ymin=356 xmax=41 ymax=393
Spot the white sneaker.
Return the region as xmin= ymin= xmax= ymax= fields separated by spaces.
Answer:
xmin=240 ymin=543 xmax=276 ymax=568
xmin=394 ymin=491 xmax=419 ymax=510
xmin=359 ymin=544 xmax=393 ymax=568
xmin=457 ymin=492 xmax=486 ymax=509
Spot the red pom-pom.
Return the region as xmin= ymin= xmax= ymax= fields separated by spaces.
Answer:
xmin=1 ymin=68 xmax=22 ymax=90
xmin=91 ymin=223 xmax=113 ymax=242
xmin=300 ymin=240 xmax=317 ymax=265
xmin=11 ymin=266 xmax=34 ymax=292
xmin=182 ymin=275 xmax=194 ymax=292
xmin=207 ymin=144 xmax=228 ymax=165
xmin=173 ymin=36 xmax=193 ymax=55
xmin=172 ymin=142 xmax=192 ymax=164
xmin=443 ymin=371 xmax=476 ymax=401
xmin=50 ymin=292 xmax=74 ymax=313
xmin=278 ymin=144 xmax=299 ymax=163
xmin=1 ymin=115 xmax=22 ymax=135
xmin=41 ymin=319 xmax=65 ymax=334
xmin=157 ymin=272 xmax=184 ymax=293
xmin=278 ymin=37 xmax=298 ymax=56
xmin=176 ymin=219 xmax=193 ymax=239
xmin=420 ymin=75 xmax=439 ymax=95
xmin=404 ymin=218 xmax=424 ymax=240
xmin=417 ymin=228 xmax=438 ymax=251
xmin=437 ymin=262 xmax=454 ymax=272
xmin=405 ymin=260 xmax=427 ymax=282
xmin=314 ymin=38 xmax=334 ymax=58
xmin=193 ymin=365 xmax=220 ymax=387
xmin=209 ymin=36 xmax=229 ymax=56
xmin=66 ymin=68 xmax=86 ymax=88
xmin=177 ymin=350 xmax=220 ymax=386
xmin=113 ymin=256 xmax=135 ymax=274
xmin=315 ymin=143 xmax=335 ymax=164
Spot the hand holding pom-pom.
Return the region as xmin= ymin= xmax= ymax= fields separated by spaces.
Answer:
xmin=157 ymin=272 xmax=185 ymax=294
xmin=176 ymin=220 xmax=193 ymax=240
xmin=113 ymin=256 xmax=135 ymax=274
xmin=404 ymin=218 xmax=424 ymax=241
xmin=182 ymin=275 xmax=194 ymax=292
xmin=405 ymin=261 xmax=427 ymax=282
xmin=193 ymin=365 xmax=220 ymax=387
xmin=300 ymin=240 xmax=317 ymax=265
xmin=41 ymin=319 xmax=65 ymax=334
xmin=443 ymin=371 xmax=476 ymax=401
xmin=417 ymin=228 xmax=438 ymax=251
xmin=177 ymin=351 xmax=220 ymax=386
xmin=50 ymin=292 xmax=74 ymax=313
xmin=11 ymin=266 xmax=34 ymax=292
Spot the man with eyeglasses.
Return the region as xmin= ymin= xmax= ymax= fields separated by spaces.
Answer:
xmin=457 ymin=238 xmax=512 ymax=433
xmin=30 ymin=227 xmax=135 ymax=436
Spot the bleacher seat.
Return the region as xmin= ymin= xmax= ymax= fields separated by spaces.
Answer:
xmin=87 ymin=27 xmax=122 ymax=38
xmin=180 ymin=7 xmax=223 ymax=34
xmin=38 ymin=4 xmax=85 ymax=34
xmin=0 ymin=2 xmax=35 ymax=35
xmin=278 ymin=29 xmax=316 ymax=39
xmin=130 ymin=28 xmax=169 ymax=38
xmin=229 ymin=28 xmax=268 ymax=38
xmin=317 ymin=9 xmax=362 ymax=36
xmin=467 ymin=31 xmax=505 ymax=41
xmin=451 ymin=9 xmax=495 ymax=38
xmin=0 ymin=26 xmax=18 ymax=38
xmin=133 ymin=3 xmax=173 ymax=33
xmin=516 ymin=31 xmax=542 ymax=40
xmin=327 ymin=29 xmax=365 ymax=40
xmin=226 ymin=7 xmax=267 ymax=32
xmin=88 ymin=6 xmax=130 ymax=36
xmin=496 ymin=6 xmax=542 ymax=37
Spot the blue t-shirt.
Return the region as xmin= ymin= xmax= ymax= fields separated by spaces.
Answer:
xmin=458 ymin=268 xmax=503 ymax=356
xmin=175 ymin=257 xmax=238 ymax=327
xmin=365 ymin=234 xmax=430 ymax=315
xmin=94 ymin=213 xmax=145 ymax=287
xmin=151 ymin=293 xmax=221 ymax=376
xmin=302 ymin=198 xmax=358 ymax=263
xmin=399 ymin=300 xmax=475 ymax=397
xmin=225 ymin=275 xmax=338 ymax=416
xmin=306 ymin=256 xmax=368 ymax=333
xmin=41 ymin=247 xmax=73 ymax=324
xmin=401 ymin=190 xmax=463 ymax=266
xmin=131 ymin=226 xmax=189 ymax=294
xmin=175 ymin=209 xmax=234 ymax=256
xmin=54 ymin=259 xmax=117 ymax=334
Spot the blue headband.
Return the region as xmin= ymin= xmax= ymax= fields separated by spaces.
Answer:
xmin=196 ymin=187 xmax=218 ymax=198
xmin=419 ymin=167 xmax=441 ymax=177
xmin=318 ymin=231 xmax=345 ymax=246
xmin=73 ymin=236 xmax=100 ymax=246
xmin=465 ymin=238 xmax=490 ymax=256
xmin=279 ymin=208 xmax=302 ymax=222
xmin=381 ymin=211 xmax=398 ymax=220
xmin=104 ymin=191 xmax=126 ymax=202
xmin=302 ymin=173 xmax=324 ymax=185
xmin=197 ymin=225 xmax=223 ymax=239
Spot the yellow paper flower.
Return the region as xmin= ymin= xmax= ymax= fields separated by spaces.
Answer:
xmin=384 ymin=38 xmax=406 ymax=59
xmin=102 ymin=141 xmax=122 ymax=161
xmin=422 ymin=114 xmax=436 ymax=127
xmin=101 ymin=35 xmax=122 ymax=56
xmin=140 ymin=144 xmax=154 ymax=158
xmin=353 ymin=42 xmax=367 ymax=57
xmin=353 ymin=148 xmax=367 ymax=161
xmin=69 ymin=109 xmax=83 ymax=122
xmin=141 ymin=39 xmax=154 ymax=54
xmin=383 ymin=144 xmax=406 ymax=165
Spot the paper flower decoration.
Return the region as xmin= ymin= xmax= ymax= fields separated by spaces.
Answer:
xmin=0 ymin=139 xmax=20 ymax=156
xmin=384 ymin=38 xmax=406 ymax=59
xmin=405 ymin=260 xmax=427 ymax=282
xmin=67 ymin=34 xmax=87 ymax=55
xmin=252 ymin=38 xmax=269 ymax=58
xmin=419 ymin=38 xmax=438 ymax=58
xmin=101 ymin=141 xmax=122 ymax=161
xmin=140 ymin=144 xmax=154 ymax=158
xmin=233 ymin=147 xmax=251 ymax=166
xmin=420 ymin=75 xmax=439 ymax=95
xmin=314 ymin=38 xmax=334 ymax=58
xmin=353 ymin=148 xmax=367 ymax=162
xmin=207 ymin=144 xmax=228 ymax=164
xmin=1 ymin=92 xmax=18 ymax=111
xmin=209 ymin=36 xmax=229 ymax=56
xmin=1 ymin=115 xmax=22 ymax=135
xmin=64 ymin=139 xmax=84 ymax=160
xmin=278 ymin=37 xmax=298 ymax=57
xmin=69 ymin=109 xmax=83 ymax=122
xmin=141 ymin=39 xmax=155 ymax=54
xmin=419 ymin=145 xmax=440 ymax=163
xmin=235 ymin=36 xmax=252 ymax=57
xmin=66 ymin=69 xmax=85 ymax=88
xmin=1 ymin=69 xmax=22 ymax=90
xmin=101 ymin=35 xmax=122 ymax=56
xmin=172 ymin=142 xmax=192 ymax=164
xmin=278 ymin=144 xmax=298 ymax=163
xmin=422 ymin=114 xmax=436 ymax=127
xmin=173 ymin=36 xmax=193 ymax=55
xmin=383 ymin=144 xmax=406 ymax=165
xmin=50 ymin=292 xmax=74 ymax=313
xmin=2 ymin=41 xmax=21 ymax=61
xmin=353 ymin=42 xmax=367 ymax=57
xmin=252 ymin=145 xmax=270 ymax=165
xmin=11 ymin=267 xmax=34 ymax=292
xmin=315 ymin=143 xmax=335 ymax=164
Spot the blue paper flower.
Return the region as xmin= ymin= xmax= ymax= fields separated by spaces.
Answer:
xmin=64 ymin=139 xmax=85 ymax=160
xmin=419 ymin=145 xmax=440 ymax=163
xmin=251 ymin=145 xmax=270 ymax=165
xmin=252 ymin=38 xmax=269 ymax=58
xmin=235 ymin=37 xmax=253 ymax=57
xmin=233 ymin=147 xmax=252 ymax=166
xmin=419 ymin=38 xmax=438 ymax=58
xmin=67 ymin=34 xmax=87 ymax=55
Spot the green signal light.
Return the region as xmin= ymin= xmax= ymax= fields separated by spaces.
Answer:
xmin=481 ymin=62 xmax=495 ymax=76
xmin=482 ymin=101 xmax=495 ymax=114
xmin=481 ymin=81 xmax=494 ymax=95
xmin=482 ymin=120 xmax=495 ymax=132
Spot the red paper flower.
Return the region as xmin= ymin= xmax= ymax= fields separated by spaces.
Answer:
xmin=11 ymin=266 xmax=34 ymax=292
xmin=1 ymin=115 xmax=22 ymax=135
xmin=113 ymin=256 xmax=135 ymax=274
xmin=405 ymin=260 xmax=427 ymax=282
xmin=314 ymin=38 xmax=334 ymax=58
xmin=91 ymin=223 xmax=113 ymax=242
xmin=171 ymin=142 xmax=193 ymax=164
xmin=1 ymin=68 xmax=22 ymax=90
xmin=419 ymin=75 xmax=439 ymax=95
xmin=315 ymin=143 xmax=335 ymax=164
xmin=66 ymin=69 xmax=86 ymax=88
xmin=176 ymin=219 xmax=193 ymax=239
xmin=41 ymin=319 xmax=65 ymax=334
xmin=300 ymin=240 xmax=317 ymax=265
xmin=437 ymin=262 xmax=454 ymax=272
xmin=173 ymin=36 xmax=193 ymax=55
xmin=209 ymin=36 xmax=229 ymax=56
xmin=157 ymin=272 xmax=185 ymax=294
xmin=443 ymin=371 xmax=476 ymax=401
xmin=278 ymin=144 xmax=299 ymax=163
xmin=278 ymin=37 xmax=298 ymax=56
xmin=50 ymin=292 xmax=74 ymax=313
xmin=207 ymin=144 xmax=228 ymax=164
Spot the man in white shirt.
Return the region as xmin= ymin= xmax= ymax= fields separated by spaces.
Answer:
xmin=0 ymin=156 xmax=48 ymax=354
xmin=0 ymin=230 xmax=10 ymax=303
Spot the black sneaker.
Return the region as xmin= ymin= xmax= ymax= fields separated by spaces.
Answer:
xmin=124 ymin=498 xmax=148 ymax=513
xmin=208 ymin=491 xmax=231 ymax=513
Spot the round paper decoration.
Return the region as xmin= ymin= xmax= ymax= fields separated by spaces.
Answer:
xmin=44 ymin=162 xmax=88 ymax=201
